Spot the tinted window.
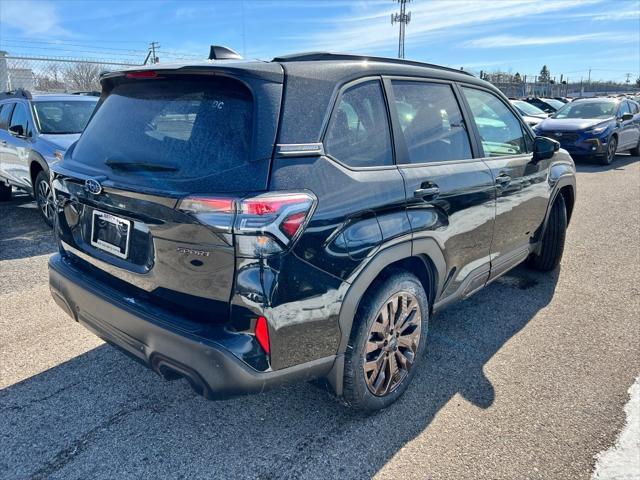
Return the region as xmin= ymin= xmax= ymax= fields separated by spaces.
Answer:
xmin=33 ymin=100 xmax=97 ymax=134
xmin=0 ymin=102 xmax=15 ymax=130
xmin=325 ymin=80 xmax=393 ymax=168
xmin=391 ymin=81 xmax=472 ymax=163
xmin=9 ymin=102 xmax=30 ymax=135
xmin=72 ymin=76 xmax=253 ymax=183
xmin=463 ymin=88 xmax=526 ymax=157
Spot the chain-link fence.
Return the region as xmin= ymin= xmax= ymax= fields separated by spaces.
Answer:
xmin=0 ymin=52 xmax=143 ymax=93
xmin=480 ymin=71 xmax=638 ymax=98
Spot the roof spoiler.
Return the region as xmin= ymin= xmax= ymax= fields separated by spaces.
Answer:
xmin=208 ymin=45 xmax=242 ymax=61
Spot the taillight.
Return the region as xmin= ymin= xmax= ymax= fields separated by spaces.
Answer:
xmin=177 ymin=195 xmax=236 ymax=232
xmin=178 ymin=191 xmax=316 ymax=257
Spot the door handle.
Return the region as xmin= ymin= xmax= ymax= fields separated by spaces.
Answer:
xmin=0 ymin=140 xmax=7 ymax=146
xmin=414 ymin=185 xmax=440 ymax=199
xmin=495 ymin=173 xmax=512 ymax=185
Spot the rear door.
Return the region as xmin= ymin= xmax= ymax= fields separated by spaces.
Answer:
xmin=52 ymin=71 xmax=282 ymax=324
xmin=385 ymin=78 xmax=496 ymax=300
xmin=460 ymin=86 xmax=551 ymax=279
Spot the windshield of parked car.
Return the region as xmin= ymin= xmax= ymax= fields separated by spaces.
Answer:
xmin=33 ymin=99 xmax=98 ymax=134
xmin=553 ymin=101 xmax=618 ymax=119
xmin=542 ymin=98 xmax=565 ymax=110
xmin=512 ymin=100 xmax=546 ymax=117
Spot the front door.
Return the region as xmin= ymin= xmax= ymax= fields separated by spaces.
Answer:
xmin=385 ymin=78 xmax=496 ymax=301
xmin=459 ymin=86 xmax=551 ymax=279
xmin=4 ymin=101 xmax=33 ymax=189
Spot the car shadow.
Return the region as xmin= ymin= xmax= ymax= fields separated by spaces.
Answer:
xmin=1 ymin=265 xmax=559 ymax=479
xmin=0 ymin=190 xmax=56 ymax=261
xmin=574 ymin=152 xmax=638 ymax=173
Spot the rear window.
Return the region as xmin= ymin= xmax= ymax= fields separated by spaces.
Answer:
xmin=71 ymin=76 xmax=253 ymax=186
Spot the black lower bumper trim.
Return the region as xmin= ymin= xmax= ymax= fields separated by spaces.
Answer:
xmin=49 ymin=254 xmax=335 ymax=399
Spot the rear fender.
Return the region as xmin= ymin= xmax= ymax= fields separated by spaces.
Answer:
xmin=325 ymin=239 xmax=446 ymax=395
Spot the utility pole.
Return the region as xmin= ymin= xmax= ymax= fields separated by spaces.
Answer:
xmin=145 ymin=41 xmax=160 ymax=65
xmin=391 ymin=0 xmax=411 ymax=59
xmin=587 ymin=67 xmax=591 ymax=93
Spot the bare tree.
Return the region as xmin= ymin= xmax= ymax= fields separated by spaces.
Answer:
xmin=63 ymin=62 xmax=101 ymax=91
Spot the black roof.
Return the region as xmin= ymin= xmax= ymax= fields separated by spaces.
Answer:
xmin=272 ymin=52 xmax=474 ymax=77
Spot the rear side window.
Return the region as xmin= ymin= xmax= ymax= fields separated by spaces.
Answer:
xmin=462 ymin=88 xmax=526 ymax=157
xmin=325 ymin=80 xmax=393 ymax=168
xmin=391 ymin=81 xmax=472 ymax=163
xmin=72 ymin=76 xmax=253 ymax=183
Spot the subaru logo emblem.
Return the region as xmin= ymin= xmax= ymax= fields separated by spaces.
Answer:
xmin=85 ymin=178 xmax=102 ymax=195
xmin=554 ymin=132 xmax=563 ymax=137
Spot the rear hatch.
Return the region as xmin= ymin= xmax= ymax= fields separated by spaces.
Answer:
xmin=52 ymin=64 xmax=283 ymax=324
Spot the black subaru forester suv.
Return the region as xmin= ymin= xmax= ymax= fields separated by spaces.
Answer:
xmin=49 ymin=50 xmax=576 ymax=411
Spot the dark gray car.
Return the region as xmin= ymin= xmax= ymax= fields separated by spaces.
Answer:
xmin=0 ymin=90 xmax=98 ymax=225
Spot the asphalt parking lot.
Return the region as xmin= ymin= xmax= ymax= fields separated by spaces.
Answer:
xmin=1 ymin=155 xmax=639 ymax=480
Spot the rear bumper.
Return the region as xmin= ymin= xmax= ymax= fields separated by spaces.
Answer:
xmin=48 ymin=253 xmax=334 ymax=399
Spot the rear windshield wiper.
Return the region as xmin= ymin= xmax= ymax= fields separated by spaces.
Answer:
xmin=105 ymin=159 xmax=179 ymax=172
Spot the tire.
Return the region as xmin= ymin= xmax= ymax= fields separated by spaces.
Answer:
xmin=0 ymin=182 xmax=11 ymax=201
xmin=630 ymin=138 xmax=640 ymax=156
xmin=34 ymin=170 xmax=54 ymax=227
xmin=343 ymin=271 xmax=429 ymax=411
xmin=527 ymin=194 xmax=567 ymax=272
xmin=600 ymin=135 xmax=617 ymax=165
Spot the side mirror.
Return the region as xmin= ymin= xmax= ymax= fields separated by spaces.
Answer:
xmin=533 ymin=136 xmax=559 ymax=161
xmin=621 ymin=113 xmax=634 ymax=121
xmin=8 ymin=124 xmax=24 ymax=137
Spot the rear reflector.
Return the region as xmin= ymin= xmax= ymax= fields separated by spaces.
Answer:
xmin=255 ymin=316 xmax=270 ymax=354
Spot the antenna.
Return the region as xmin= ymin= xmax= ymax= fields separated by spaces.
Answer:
xmin=391 ymin=0 xmax=411 ymax=59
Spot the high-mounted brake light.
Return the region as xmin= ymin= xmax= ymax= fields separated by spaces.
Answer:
xmin=255 ymin=316 xmax=270 ymax=355
xmin=125 ymin=70 xmax=158 ymax=79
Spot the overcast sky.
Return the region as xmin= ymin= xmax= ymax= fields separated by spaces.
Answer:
xmin=0 ymin=0 xmax=638 ymax=82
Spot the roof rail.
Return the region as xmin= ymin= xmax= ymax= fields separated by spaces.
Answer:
xmin=0 ymin=88 xmax=32 ymax=101
xmin=71 ymin=91 xmax=101 ymax=97
xmin=272 ymin=52 xmax=474 ymax=77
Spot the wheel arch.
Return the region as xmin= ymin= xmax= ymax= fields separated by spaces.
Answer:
xmin=29 ymin=153 xmax=49 ymax=194
xmin=325 ymin=239 xmax=446 ymax=395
